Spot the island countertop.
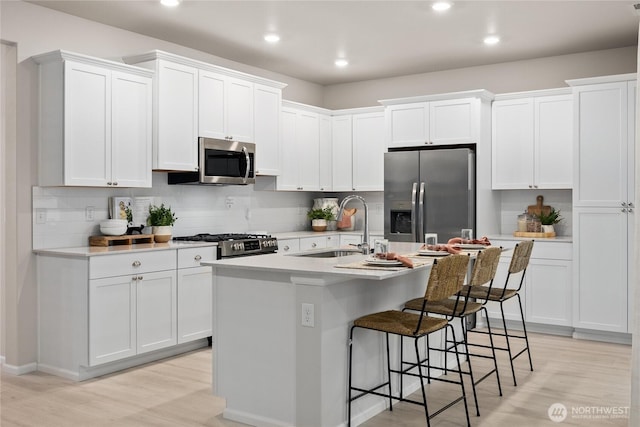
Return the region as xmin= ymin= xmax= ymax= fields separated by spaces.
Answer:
xmin=200 ymin=241 xmax=433 ymax=281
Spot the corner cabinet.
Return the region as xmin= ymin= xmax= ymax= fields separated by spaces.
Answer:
xmin=491 ymin=89 xmax=573 ymax=190
xmin=123 ymin=50 xmax=286 ymax=172
xmin=568 ymin=74 xmax=636 ymax=335
xmin=278 ymin=102 xmax=331 ymax=191
xmin=381 ymin=94 xmax=489 ymax=148
xmin=33 ymin=50 xmax=153 ymax=187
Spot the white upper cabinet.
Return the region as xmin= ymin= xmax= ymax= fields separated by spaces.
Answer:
xmin=156 ymin=60 xmax=199 ymax=171
xmin=331 ymin=115 xmax=354 ymax=191
xmin=254 ymin=83 xmax=282 ymax=175
xmin=34 ymin=51 xmax=153 ymax=187
xmin=278 ymin=102 xmax=327 ymax=191
xmin=318 ymin=114 xmax=333 ymax=191
xmin=383 ymin=94 xmax=485 ymax=148
xmin=352 ymin=111 xmax=385 ymax=191
xmin=123 ymin=50 xmax=286 ymax=172
xmin=570 ymin=80 xmax=632 ymax=207
xmin=199 ymin=70 xmax=253 ymax=143
xmin=491 ymin=90 xmax=572 ymax=190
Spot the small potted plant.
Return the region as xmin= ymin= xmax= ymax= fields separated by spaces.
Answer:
xmin=307 ymin=207 xmax=335 ymax=232
xmin=535 ymin=207 xmax=562 ymax=234
xmin=147 ymin=203 xmax=178 ymax=243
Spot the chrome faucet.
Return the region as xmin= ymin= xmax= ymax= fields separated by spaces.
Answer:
xmin=337 ymin=195 xmax=370 ymax=255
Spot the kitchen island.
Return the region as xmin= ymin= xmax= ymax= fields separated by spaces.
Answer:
xmin=201 ymin=242 xmax=436 ymax=427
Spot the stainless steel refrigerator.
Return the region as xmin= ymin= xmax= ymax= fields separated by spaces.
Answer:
xmin=384 ymin=147 xmax=475 ymax=243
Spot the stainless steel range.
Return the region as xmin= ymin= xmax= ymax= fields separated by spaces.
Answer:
xmin=173 ymin=233 xmax=278 ymax=258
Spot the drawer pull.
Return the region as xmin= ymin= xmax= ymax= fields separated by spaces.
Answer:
xmin=194 ymin=255 xmax=202 ymax=261
xmin=311 ymin=243 xmax=317 ymax=248
xmin=283 ymin=245 xmax=290 ymax=251
xmin=132 ymin=260 xmax=141 ymax=267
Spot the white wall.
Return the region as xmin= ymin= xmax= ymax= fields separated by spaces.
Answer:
xmin=323 ymin=46 xmax=638 ymax=109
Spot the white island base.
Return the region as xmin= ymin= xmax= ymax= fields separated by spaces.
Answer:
xmin=206 ymin=246 xmax=445 ymax=427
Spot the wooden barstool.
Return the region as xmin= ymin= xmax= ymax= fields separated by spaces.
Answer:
xmin=403 ymin=246 xmax=504 ymax=416
xmin=463 ymin=240 xmax=534 ymax=386
xmin=347 ymin=254 xmax=471 ymax=427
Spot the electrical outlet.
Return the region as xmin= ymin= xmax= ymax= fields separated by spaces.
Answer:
xmin=85 ymin=206 xmax=95 ymax=221
xmin=301 ymin=303 xmax=315 ymax=327
xmin=36 ymin=209 xmax=46 ymax=224
xmin=225 ymin=197 xmax=234 ymax=209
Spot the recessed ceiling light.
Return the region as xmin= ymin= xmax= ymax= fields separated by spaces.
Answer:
xmin=160 ymin=0 xmax=180 ymax=6
xmin=335 ymin=59 xmax=349 ymax=68
xmin=432 ymin=2 xmax=452 ymax=12
xmin=484 ymin=35 xmax=500 ymax=45
xmin=264 ymin=34 xmax=280 ymax=43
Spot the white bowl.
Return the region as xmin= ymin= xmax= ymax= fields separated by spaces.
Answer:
xmin=100 ymin=219 xmax=128 ymax=236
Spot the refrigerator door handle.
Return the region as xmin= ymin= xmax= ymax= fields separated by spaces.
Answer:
xmin=418 ymin=182 xmax=425 ymax=242
xmin=411 ymin=182 xmax=418 ymax=241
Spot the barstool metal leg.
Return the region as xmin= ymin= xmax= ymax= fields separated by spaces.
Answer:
xmin=460 ymin=319 xmax=480 ymax=416
xmin=516 ymin=293 xmax=534 ymax=372
xmin=414 ymin=337 xmax=431 ymax=427
xmin=347 ymin=326 xmax=355 ymax=427
xmin=483 ymin=307 xmax=503 ymax=396
xmin=448 ymin=324 xmax=471 ymax=427
xmin=385 ymin=332 xmax=393 ymax=412
xmin=499 ymin=302 xmax=518 ymax=386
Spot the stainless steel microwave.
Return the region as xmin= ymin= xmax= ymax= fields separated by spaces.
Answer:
xmin=168 ymin=137 xmax=256 ymax=185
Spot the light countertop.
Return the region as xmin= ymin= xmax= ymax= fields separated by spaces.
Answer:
xmin=33 ymin=241 xmax=218 ymax=258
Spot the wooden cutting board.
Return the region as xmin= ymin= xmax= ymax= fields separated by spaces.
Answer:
xmin=527 ymin=195 xmax=551 ymax=217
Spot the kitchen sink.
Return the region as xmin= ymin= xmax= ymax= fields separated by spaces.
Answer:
xmin=289 ymin=248 xmax=362 ymax=258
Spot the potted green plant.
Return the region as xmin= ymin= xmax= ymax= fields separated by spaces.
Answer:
xmin=307 ymin=207 xmax=335 ymax=232
xmin=535 ymin=207 xmax=562 ymax=234
xmin=147 ymin=203 xmax=178 ymax=243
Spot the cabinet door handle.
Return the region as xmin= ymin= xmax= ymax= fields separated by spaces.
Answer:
xmin=622 ymin=208 xmax=627 ymax=213
xmin=107 ymin=182 xmax=112 ymax=186
xmin=132 ymin=260 xmax=141 ymax=267
xmin=622 ymin=202 xmax=628 ymax=207
xmin=132 ymin=276 xmax=138 ymax=281
xmin=629 ymin=208 xmax=634 ymax=213
xmin=137 ymin=276 xmax=143 ymax=280
xmin=629 ymin=202 xmax=634 ymax=208
xmin=194 ymin=255 xmax=202 ymax=261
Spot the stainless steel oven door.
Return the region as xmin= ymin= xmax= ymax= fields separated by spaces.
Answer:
xmin=199 ymin=137 xmax=255 ymax=185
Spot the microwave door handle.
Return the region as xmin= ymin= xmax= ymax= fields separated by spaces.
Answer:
xmin=242 ymin=146 xmax=250 ymax=184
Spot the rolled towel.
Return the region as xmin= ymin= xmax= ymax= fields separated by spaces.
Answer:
xmin=420 ymin=244 xmax=462 ymax=254
xmin=447 ymin=236 xmax=491 ymax=246
xmin=385 ymin=252 xmax=414 ymax=268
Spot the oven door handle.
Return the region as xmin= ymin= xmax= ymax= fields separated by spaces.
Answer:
xmin=243 ymin=146 xmax=250 ymax=184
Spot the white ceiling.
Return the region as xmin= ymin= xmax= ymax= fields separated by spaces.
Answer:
xmin=30 ymin=0 xmax=639 ymax=85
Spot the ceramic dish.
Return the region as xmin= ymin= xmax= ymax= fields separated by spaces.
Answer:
xmin=364 ymin=257 xmax=403 ymax=266
xmin=453 ymin=244 xmax=488 ymax=250
xmin=417 ymin=249 xmax=450 ymax=256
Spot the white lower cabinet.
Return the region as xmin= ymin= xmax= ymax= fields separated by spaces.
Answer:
xmin=277 ymin=238 xmax=300 ymax=254
xmin=38 ymin=246 xmax=215 ymax=379
xmin=485 ymin=240 xmax=572 ymax=328
xmin=88 ymin=250 xmax=177 ymax=366
xmin=177 ymin=247 xmax=215 ymax=343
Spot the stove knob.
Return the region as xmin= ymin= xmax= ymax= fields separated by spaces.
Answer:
xmin=233 ymin=242 xmax=244 ymax=251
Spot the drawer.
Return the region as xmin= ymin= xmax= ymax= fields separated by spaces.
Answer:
xmin=178 ymin=246 xmax=217 ymax=269
xmin=326 ymin=235 xmax=340 ymax=248
xmin=90 ymin=250 xmax=177 ymax=279
xmin=278 ymin=238 xmax=300 ymax=254
xmin=340 ymin=234 xmax=362 ymax=246
xmin=299 ymin=236 xmax=327 ymax=251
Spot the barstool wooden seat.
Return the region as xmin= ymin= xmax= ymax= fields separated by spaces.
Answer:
xmin=347 ymin=254 xmax=471 ymax=427
xmin=462 ymin=240 xmax=534 ymax=386
xmin=403 ymin=246 xmax=504 ymax=416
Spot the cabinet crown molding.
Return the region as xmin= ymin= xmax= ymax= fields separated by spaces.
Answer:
xmin=32 ymin=50 xmax=154 ymax=78
xmin=122 ymin=50 xmax=287 ymax=89
xmin=493 ymin=87 xmax=572 ymax=101
xmin=566 ymin=73 xmax=637 ymax=87
xmin=378 ymin=89 xmax=494 ymax=106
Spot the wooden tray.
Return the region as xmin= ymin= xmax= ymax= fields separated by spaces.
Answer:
xmin=513 ymin=231 xmax=556 ymax=238
xmin=89 ymin=234 xmax=155 ymax=247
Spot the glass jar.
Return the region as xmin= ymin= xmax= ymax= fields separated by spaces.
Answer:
xmin=517 ymin=211 xmax=531 ymax=232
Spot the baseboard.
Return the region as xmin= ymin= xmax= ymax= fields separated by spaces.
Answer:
xmin=223 ymin=408 xmax=293 ymax=427
xmin=39 ymin=339 xmax=209 ymax=381
xmin=572 ymin=329 xmax=632 ymax=345
xmin=2 ymin=361 xmax=38 ymax=375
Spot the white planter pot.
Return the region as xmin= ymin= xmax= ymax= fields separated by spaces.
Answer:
xmin=152 ymin=225 xmax=173 ymax=243
xmin=311 ymin=219 xmax=327 ymax=232
xmin=542 ymin=225 xmax=555 ymax=234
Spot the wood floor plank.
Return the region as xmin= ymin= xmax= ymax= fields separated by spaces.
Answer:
xmin=1 ymin=333 xmax=631 ymax=426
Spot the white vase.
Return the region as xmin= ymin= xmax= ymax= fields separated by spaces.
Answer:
xmin=311 ymin=219 xmax=327 ymax=232
xmin=542 ymin=224 xmax=555 ymax=234
xmin=152 ymin=225 xmax=173 ymax=243
xmin=313 ymin=198 xmax=339 ymax=218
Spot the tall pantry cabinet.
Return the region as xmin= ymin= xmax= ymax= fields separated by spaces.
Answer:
xmin=568 ymin=74 xmax=636 ymax=336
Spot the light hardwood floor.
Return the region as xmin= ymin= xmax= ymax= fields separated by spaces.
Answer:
xmin=1 ymin=332 xmax=631 ymax=427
